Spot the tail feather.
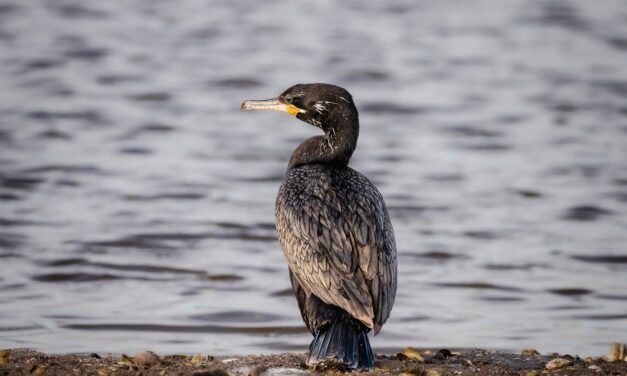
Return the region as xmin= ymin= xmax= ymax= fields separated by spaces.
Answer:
xmin=307 ymin=321 xmax=374 ymax=369
xmin=346 ymin=327 xmax=356 ymax=362
xmin=320 ymin=321 xmax=335 ymax=356
xmin=358 ymin=331 xmax=374 ymax=367
xmin=309 ymin=330 xmax=326 ymax=358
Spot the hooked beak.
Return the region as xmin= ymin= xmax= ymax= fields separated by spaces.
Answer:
xmin=240 ymin=98 xmax=304 ymax=116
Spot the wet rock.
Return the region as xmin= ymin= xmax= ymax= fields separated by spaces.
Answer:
xmin=545 ymin=357 xmax=572 ymax=370
xmin=397 ymin=347 xmax=425 ymax=362
xmin=249 ymin=365 xmax=268 ymax=376
xmin=135 ymin=351 xmax=160 ymax=368
xmin=0 ymin=349 xmax=8 ymax=364
xmin=588 ymin=365 xmax=602 ymax=372
xmin=89 ymin=352 xmax=101 ymax=359
xmin=521 ymin=348 xmax=540 ymax=356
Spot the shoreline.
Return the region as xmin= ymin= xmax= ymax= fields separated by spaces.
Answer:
xmin=1 ymin=345 xmax=626 ymax=375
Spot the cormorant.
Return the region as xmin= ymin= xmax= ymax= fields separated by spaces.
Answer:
xmin=241 ymin=83 xmax=397 ymax=369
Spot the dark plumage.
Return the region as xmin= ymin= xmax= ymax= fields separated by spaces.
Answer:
xmin=242 ymin=83 xmax=397 ymax=369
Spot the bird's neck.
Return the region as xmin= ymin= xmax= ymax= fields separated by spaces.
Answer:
xmin=287 ymin=118 xmax=359 ymax=170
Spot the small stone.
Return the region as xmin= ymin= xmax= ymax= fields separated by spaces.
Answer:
xmin=437 ymin=349 xmax=452 ymax=358
xmin=97 ymin=367 xmax=108 ymax=376
xmin=545 ymin=358 xmax=572 ymax=370
xmin=546 ymin=352 xmax=559 ymax=357
xmin=89 ymin=352 xmax=102 ymax=359
xmin=397 ymin=347 xmax=425 ymax=362
xmin=249 ymin=365 xmax=268 ymax=376
xmin=606 ymin=342 xmax=622 ymax=362
xmin=28 ymin=365 xmax=46 ymax=375
xmin=588 ymin=365 xmax=602 ymax=372
xmin=191 ymin=353 xmax=204 ymax=364
xmin=521 ymin=348 xmax=540 ymax=357
xmin=0 ymin=350 xmax=8 ymax=364
xmin=118 ymin=354 xmax=134 ymax=366
xmin=524 ymin=371 xmax=540 ymax=376
xmin=426 ymin=369 xmax=441 ymax=376
xmin=135 ymin=351 xmax=160 ymax=368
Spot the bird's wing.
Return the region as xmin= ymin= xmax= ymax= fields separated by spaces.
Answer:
xmin=276 ymin=168 xmax=397 ymax=333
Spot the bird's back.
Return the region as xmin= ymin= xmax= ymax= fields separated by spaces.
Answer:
xmin=275 ymin=163 xmax=397 ymax=334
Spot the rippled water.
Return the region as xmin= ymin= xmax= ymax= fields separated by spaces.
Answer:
xmin=1 ymin=0 xmax=626 ymax=357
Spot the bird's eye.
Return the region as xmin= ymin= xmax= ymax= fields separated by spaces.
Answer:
xmin=285 ymin=95 xmax=293 ymax=104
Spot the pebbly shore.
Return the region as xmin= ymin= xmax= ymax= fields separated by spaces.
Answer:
xmin=1 ymin=344 xmax=626 ymax=375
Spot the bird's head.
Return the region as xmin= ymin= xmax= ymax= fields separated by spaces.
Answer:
xmin=241 ymin=83 xmax=358 ymax=134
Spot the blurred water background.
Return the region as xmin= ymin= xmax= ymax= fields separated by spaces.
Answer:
xmin=1 ymin=0 xmax=626 ymax=357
